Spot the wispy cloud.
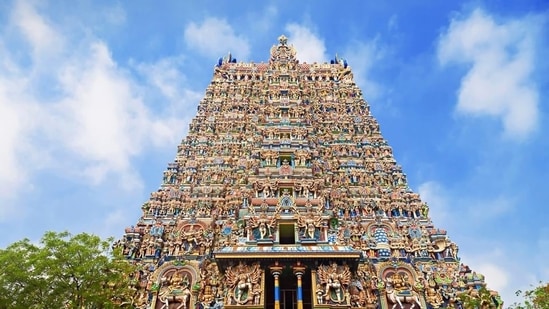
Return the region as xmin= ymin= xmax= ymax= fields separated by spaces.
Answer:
xmin=246 ymin=5 xmax=278 ymax=34
xmin=419 ymin=180 xmax=516 ymax=301
xmin=438 ymin=9 xmax=542 ymax=140
xmin=461 ymin=249 xmax=510 ymax=293
xmin=418 ymin=181 xmax=452 ymax=228
xmin=10 ymin=0 xmax=64 ymax=59
xmin=285 ymin=23 xmax=327 ymax=63
xmin=184 ymin=17 xmax=251 ymax=60
xmin=0 ymin=0 xmax=200 ymax=220
xmin=51 ymin=42 xmax=165 ymax=187
xmin=133 ymin=56 xmax=204 ymax=144
xmin=0 ymin=75 xmax=32 ymax=204
xmin=344 ymin=38 xmax=385 ymax=100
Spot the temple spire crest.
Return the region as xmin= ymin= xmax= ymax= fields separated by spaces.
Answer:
xmin=270 ymin=34 xmax=298 ymax=69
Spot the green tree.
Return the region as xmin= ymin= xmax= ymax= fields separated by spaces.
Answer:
xmin=458 ymin=286 xmax=503 ymax=309
xmin=509 ymin=282 xmax=549 ymax=309
xmin=0 ymin=231 xmax=136 ymax=309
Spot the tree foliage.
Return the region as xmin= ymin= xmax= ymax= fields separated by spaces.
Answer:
xmin=0 ymin=231 xmax=136 ymax=309
xmin=509 ymin=282 xmax=549 ymax=309
xmin=458 ymin=286 xmax=503 ymax=309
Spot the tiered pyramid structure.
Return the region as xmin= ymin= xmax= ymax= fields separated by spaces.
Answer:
xmin=118 ymin=36 xmax=502 ymax=309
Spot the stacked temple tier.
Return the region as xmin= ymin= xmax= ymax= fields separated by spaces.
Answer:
xmin=117 ymin=35 xmax=502 ymax=309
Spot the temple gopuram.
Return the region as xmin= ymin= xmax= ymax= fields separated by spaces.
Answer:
xmin=117 ymin=36 xmax=502 ymax=309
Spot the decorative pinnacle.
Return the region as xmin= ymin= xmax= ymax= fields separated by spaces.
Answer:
xmin=278 ymin=35 xmax=288 ymax=46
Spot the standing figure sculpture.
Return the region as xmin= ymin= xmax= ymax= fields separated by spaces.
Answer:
xmin=317 ymin=263 xmax=352 ymax=304
xmin=248 ymin=215 xmax=276 ymax=240
xmin=224 ymin=262 xmax=262 ymax=305
xmin=298 ymin=214 xmax=322 ymax=240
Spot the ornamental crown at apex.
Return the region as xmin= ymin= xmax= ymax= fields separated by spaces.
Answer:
xmin=278 ymin=34 xmax=288 ymax=46
xmin=216 ymin=34 xmax=351 ymax=69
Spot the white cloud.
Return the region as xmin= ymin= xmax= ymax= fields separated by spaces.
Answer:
xmin=476 ymin=262 xmax=509 ymax=292
xmin=135 ymin=56 xmax=199 ymax=104
xmin=418 ymin=181 xmax=452 ymax=227
xmin=344 ymin=39 xmax=384 ymax=100
xmin=103 ymin=3 xmax=126 ymax=25
xmin=0 ymin=78 xmax=29 ymax=204
xmin=133 ymin=56 xmax=204 ymax=143
xmin=461 ymin=249 xmax=512 ymax=301
xmin=418 ymin=180 xmax=521 ymax=303
xmin=45 ymin=42 xmax=199 ymax=188
xmin=0 ymin=50 xmax=39 ymax=217
xmin=465 ymin=195 xmax=515 ymax=219
xmin=285 ymin=23 xmax=327 ymax=63
xmin=11 ymin=0 xmax=63 ymax=59
xmin=247 ymin=5 xmax=278 ymax=33
xmin=419 ymin=180 xmax=514 ymax=227
xmin=51 ymin=42 xmax=154 ymax=185
xmin=464 ymin=254 xmax=511 ymax=291
xmin=184 ymin=17 xmax=250 ymax=61
xmin=100 ymin=208 xmax=134 ymax=239
xmin=0 ymin=1 xmax=201 ymax=220
xmin=416 ymin=181 xmax=516 ymax=301
xmin=438 ymin=9 xmax=541 ymax=140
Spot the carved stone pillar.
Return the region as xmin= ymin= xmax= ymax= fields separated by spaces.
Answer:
xmin=270 ymin=261 xmax=284 ymax=309
xmin=292 ymin=261 xmax=307 ymax=309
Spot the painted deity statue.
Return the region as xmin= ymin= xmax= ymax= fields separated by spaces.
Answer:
xmin=224 ymin=262 xmax=262 ymax=305
xmin=317 ymin=263 xmax=352 ymax=304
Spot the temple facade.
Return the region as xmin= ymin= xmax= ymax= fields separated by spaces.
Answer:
xmin=117 ymin=36 xmax=501 ymax=309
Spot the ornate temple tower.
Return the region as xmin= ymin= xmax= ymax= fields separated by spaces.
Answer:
xmin=118 ymin=36 xmax=501 ymax=309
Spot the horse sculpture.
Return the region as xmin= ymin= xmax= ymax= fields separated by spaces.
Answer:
xmin=158 ymin=285 xmax=191 ymax=309
xmin=385 ymin=282 xmax=422 ymax=309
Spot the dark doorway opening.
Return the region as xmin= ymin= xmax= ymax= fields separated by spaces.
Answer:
xmin=279 ymin=224 xmax=296 ymax=244
xmin=265 ymin=265 xmax=312 ymax=309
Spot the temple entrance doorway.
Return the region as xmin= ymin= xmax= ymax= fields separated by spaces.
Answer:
xmin=265 ymin=265 xmax=312 ymax=309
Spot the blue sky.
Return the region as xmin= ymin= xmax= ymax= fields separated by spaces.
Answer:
xmin=0 ymin=0 xmax=547 ymax=306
